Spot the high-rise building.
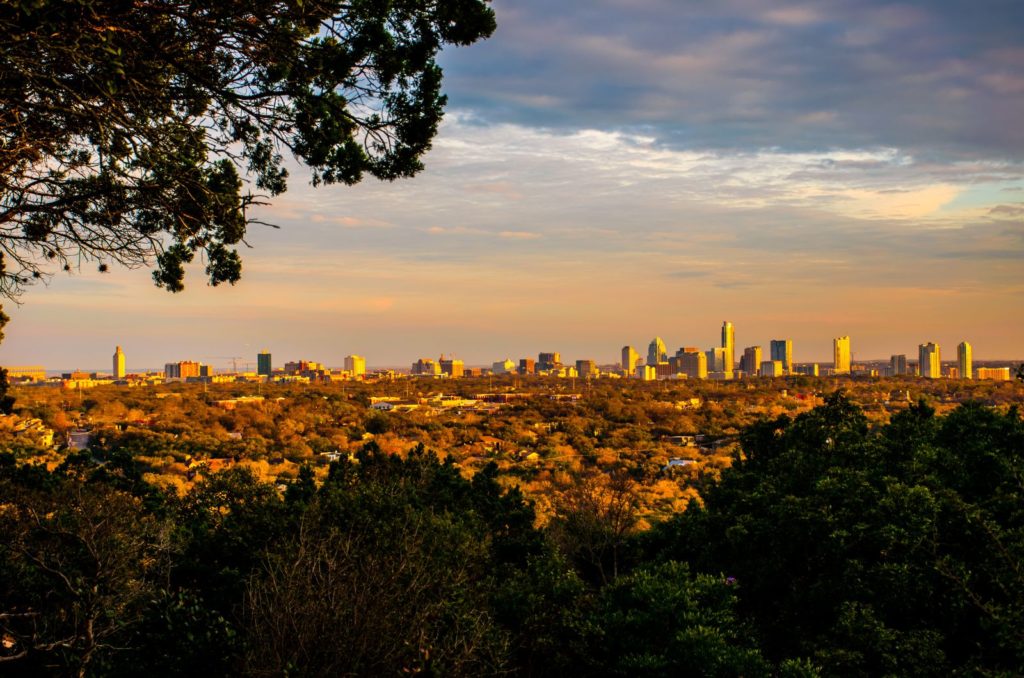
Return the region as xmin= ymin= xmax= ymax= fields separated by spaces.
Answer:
xmin=721 ymin=321 xmax=735 ymax=377
xmin=740 ymin=346 xmax=762 ymax=375
xmin=537 ymin=352 xmax=562 ymax=371
xmin=518 ymin=358 xmax=536 ymax=375
xmin=164 ymin=360 xmax=202 ymax=379
xmin=440 ymin=355 xmax=464 ymax=378
xmin=344 ymin=354 xmax=366 ymax=376
xmin=648 ymin=337 xmax=668 ymax=366
xmin=890 ymin=354 xmax=908 ymax=376
xmin=412 ymin=358 xmax=440 ymax=375
xmin=957 ymin=342 xmax=972 ymax=380
xmin=576 ymin=359 xmax=598 ymax=377
xmin=680 ymin=349 xmax=707 ymax=379
xmin=112 ymin=345 xmax=126 ymax=379
xmin=770 ymin=339 xmax=793 ymax=374
xmin=759 ymin=360 xmax=784 ymax=377
xmin=492 ymin=358 xmax=515 ymax=374
xmin=833 ymin=336 xmax=851 ymax=374
xmin=919 ymin=342 xmax=941 ymax=379
xmin=705 ymin=347 xmax=727 ymax=373
xmin=257 ymin=351 xmax=272 ymax=377
xmin=621 ymin=346 xmax=639 ymax=374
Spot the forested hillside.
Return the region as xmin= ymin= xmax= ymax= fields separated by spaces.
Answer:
xmin=2 ymin=394 xmax=1021 ymax=675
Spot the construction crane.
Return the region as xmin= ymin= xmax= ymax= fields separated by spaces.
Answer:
xmin=201 ymin=356 xmax=246 ymax=373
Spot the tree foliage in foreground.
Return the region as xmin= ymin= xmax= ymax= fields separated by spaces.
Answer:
xmin=0 ymin=0 xmax=495 ymax=296
xmin=2 ymin=397 xmax=1022 ymax=676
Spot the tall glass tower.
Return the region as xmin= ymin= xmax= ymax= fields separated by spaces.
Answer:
xmin=721 ymin=321 xmax=734 ymax=376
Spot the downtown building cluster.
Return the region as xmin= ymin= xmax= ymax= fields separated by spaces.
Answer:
xmin=3 ymin=329 xmax=1017 ymax=390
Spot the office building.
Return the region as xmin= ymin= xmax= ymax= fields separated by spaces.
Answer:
xmin=621 ymin=346 xmax=639 ymax=374
xmin=977 ymin=367 xmax=1011 ymax=381
xmin=412 ymin=358 xmax=441 ymax=375
xmin=576 ymin=359 xmax=598 ymax=378
xmin=759 ymin=360 xmax=784 ymax=377
xmin=634 ymin=364 xmax=657 ymax=381
xmin=257 ymin=351 xmax=272 ymax=377
xmin=538 ymin=352 xmax=562 ymax=371
xmin=492 ymin=358 xmax=515 ymax=374
xmin=796 ymin=363 xmax=819 ymax=376
xmin=165 ymin=360 xmax=202 ymax=380
xmin=706 ymin=347 xmax=727 ymax=373
xmin=890 ymin=354 xmax=908 ymax=376
xmin=770 ymin=339 xmax=793 ymax=374
xmin=919 ymin=342 xmax=941 ymax=379
xmin=680 ymin=349 xmax=707 ymax=379
xmin=112 ymin=345 xmax=126 ymax=379
xmin=344 ymin=354 xmax=366 ymax=376
xmin=957 ymin=342 xmax=972 ymax=380
xmin=648 ymin=337 xmax=668 ymax=366
xmin=518 ymin=358 xmax=536 ymax=375
xmin=721 ymin=321 xmax=735 ymax=377
xmin=833 ymin=336 xmax=851 ymax=374
xmin=440 ymin=355 xmax=464 ymax=378
xmin=740 ymin=346 xmax=762 ymax=375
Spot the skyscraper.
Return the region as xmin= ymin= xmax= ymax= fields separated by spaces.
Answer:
xmin=833 ymin=336 xmax=851 ymax=374
xmin=537 ymin=352 xmax=561 ymax=371
xmin=890 ymin=354 xmax=908 ymax=376
xmin=112 ymin=345 xmax=125 ymax=379
xmin=770 ymin=339 xmax=793 ymax=374
xmin=679 ymin=349 xmax=707 ymax=379
xmin=957 ymin=341 xmax=972 ymax=380
xmin=919 ymin=342 xmax=941 ymax=379
xmin=621 ymin=346 xmax=639 ymax=374
xmin=705 ymin=347 xmax=728 ymax=376
xmin=721 ymin=321 xmax=734 ymax=376
xmin=440 ymin=355 xmax=464 ymax=378
xmin=740 ymin=346 xmax=762 ymax=375
xmin=648 ymin=337 xmax=668 ymax=366
xmin=344 ymin=354 xmax=366 ymax=376
xmin=257 ymin=351 xmax=272 ymax=377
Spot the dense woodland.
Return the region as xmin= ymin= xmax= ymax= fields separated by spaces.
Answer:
xmin=1 ymin=377 xmax=1023 ymax=675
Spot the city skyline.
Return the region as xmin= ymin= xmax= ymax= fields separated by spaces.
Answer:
xmin=11 ymin=330 xmax=1016 ymax=376
xmin=1 ymin=0 xmax=1022 ymax=366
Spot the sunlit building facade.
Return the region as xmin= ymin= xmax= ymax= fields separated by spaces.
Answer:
xmin=740 ymin=346 xmax=762 ymax=375
xmin=344 ymin=354 xmax=366 ymax=376
xmin=957 ymin=341 xmax=972 ymax=380
xmin=576 ymin=359 xmax=598 ymax=377
xmin=680 ymin=349 xmax=707 ymax=379
xmin=770 ymin=339 xmax=792 ymax=374
xmin=721 ymin=321 xmax=735 ymax=377
xmin=833 ymin=336 xmax=851 ymax=374
xmin=919 ymin=342 xmax=941 ymax=379
xmin=440 ymin=356 xmax=464 ymax=378
xmin=112 ymin=345 xmax=126 ymax=379
xmin=648 ymin=337 xmax=668 ymax=366
xmin=538 ymin=352 xmax=562 ymax=371
xmin=621 ymin=346 xmax=639 ymax=374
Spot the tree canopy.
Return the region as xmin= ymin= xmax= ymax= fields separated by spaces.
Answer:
xmin=0 ymin=0 xmax=495 ymax=297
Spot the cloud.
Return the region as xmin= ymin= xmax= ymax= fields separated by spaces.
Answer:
xmin=438 ymin=0 xmax=1024 ymax=158
xmin=499 ymin=230 xmax=542 ymax=239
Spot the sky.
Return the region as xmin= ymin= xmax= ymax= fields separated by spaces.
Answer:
xmin=3 ymin=0 xmax=1023 ymax=371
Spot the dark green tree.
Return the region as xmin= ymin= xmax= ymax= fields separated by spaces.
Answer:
xmin=0 ymin=0 xmax=495 ymax=296
xmin=0 ymin=306 xmax=14 ymax=413
xmin=645 ymin=394 xmax=1024 ymax=676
